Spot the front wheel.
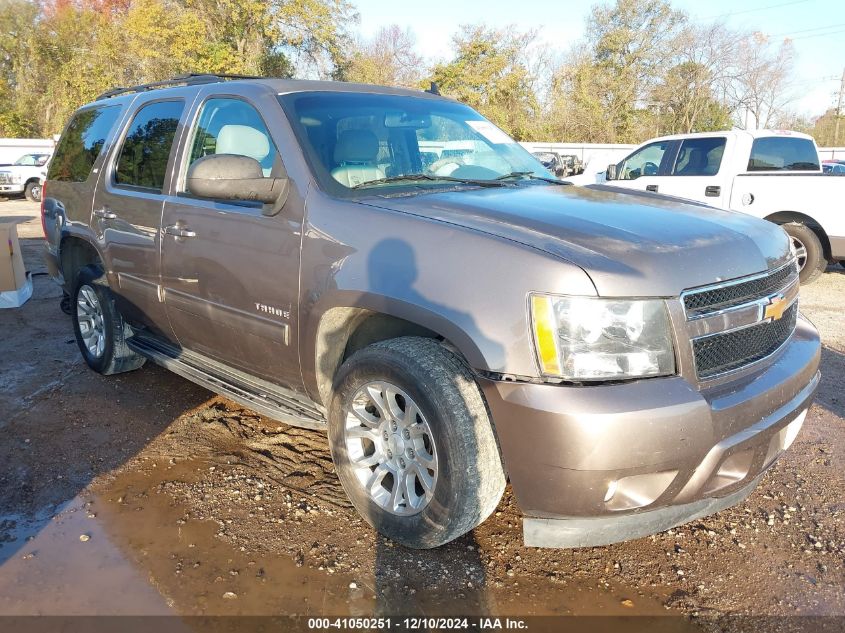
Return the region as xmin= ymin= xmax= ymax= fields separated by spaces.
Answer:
xmin=783 ymin=222 xmax=825 ymax=285
xmin=328 ymin=337 xmax=505 ymax=549
xmin=24 ymin=180 xmax=41 ymax=202
xmin=71 ymin=264 xmax=146 ymax=375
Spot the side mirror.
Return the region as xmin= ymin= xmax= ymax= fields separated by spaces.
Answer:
xmin=606 ymin=163 xmax=618 ymax=181
xmin=186 ymin=154 xmax=289 ymax=215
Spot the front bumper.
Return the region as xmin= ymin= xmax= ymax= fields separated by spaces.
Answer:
xmin=0 ymin=184 xmax=24 ymax=194
xmin=480 ymin=317 xmax=820 ymax=548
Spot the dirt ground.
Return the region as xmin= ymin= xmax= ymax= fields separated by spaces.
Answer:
xmin=1 ymin=198 xmax=843 ymax=630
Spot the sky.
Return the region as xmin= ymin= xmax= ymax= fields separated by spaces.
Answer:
xmin=353 ymin=0 xmax=845 ymax=119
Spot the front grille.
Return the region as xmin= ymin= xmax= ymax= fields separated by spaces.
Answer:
xmin=683 ymin=263 xmax=797 ymax=316
xmin=693 ymin=303 xmax=797 ymax=378
xmin=0 ymin=173 xmax=12 ymax=184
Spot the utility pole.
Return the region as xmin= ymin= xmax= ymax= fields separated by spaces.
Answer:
xmin=835 ymin=67 xmax=845 ymax=146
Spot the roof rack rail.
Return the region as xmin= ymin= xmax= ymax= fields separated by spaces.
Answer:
xmin=95 ymin=73 xmax=265 ymax=101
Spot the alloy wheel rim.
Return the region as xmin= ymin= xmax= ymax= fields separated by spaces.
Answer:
xmin=791 ymin=237 xmax=807 ymax=271
xmin=76 ymin=285 xmax=106 ymax=358
xmin=344 ymin=381 xmax=438 ymax=516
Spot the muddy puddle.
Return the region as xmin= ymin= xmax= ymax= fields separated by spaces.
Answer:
xmin=0 ymin=457 xmax=688 ymax=626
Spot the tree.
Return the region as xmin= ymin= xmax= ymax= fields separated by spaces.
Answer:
xmin=727 ymin=32 xmax=795 ymax=129
xmin=343 ymin=25 xmax=424 ymax=88
xmin=803 ymin=109 xmax=843 ymax=147
xmin=428 ymin=25 xmax=541 ymax=140
xmin=650 ymin=22 xmax=736 ymax=134
xmin=581 ymin=0 xmax=687 ymax=142
xmin=652 ymin=61 xmax=733 ymax=134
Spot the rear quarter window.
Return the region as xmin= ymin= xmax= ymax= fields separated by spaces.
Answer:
xmin=48 ymin=105 xmax=122 ymax=182
xmin=747 ymin=137 xmax=820 ymax=171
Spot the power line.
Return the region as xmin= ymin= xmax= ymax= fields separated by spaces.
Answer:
xmin=791 ymin=76 xmax=839 ymax=86
xmin=790 ymin=27 xmax=845 ymax=40
xmin=770 ymin=22 xmax=845 ymax=37
xmin=700 ymin=0 xmax=815 ymax=20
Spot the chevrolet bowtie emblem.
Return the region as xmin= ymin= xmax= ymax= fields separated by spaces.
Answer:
xmin=763 ymin=294 xmax=787 ymax=321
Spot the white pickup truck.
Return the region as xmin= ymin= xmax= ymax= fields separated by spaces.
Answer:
xmin=600 ymin=130 xmax=844 ymax=284
xmin=0 ymin=152 xmax=51 ymax=202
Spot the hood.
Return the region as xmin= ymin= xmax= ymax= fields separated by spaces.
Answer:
xmin=361 ymin=183 xmax=792 ymax=297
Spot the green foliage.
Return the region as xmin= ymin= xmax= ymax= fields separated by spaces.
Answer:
xmin=0 ymin=0 xmax=811 ymax=144
xmin=0 ymin=0 xmax=353 ymax=137
xmin=428 ymin=25 xmax=541 ymax=141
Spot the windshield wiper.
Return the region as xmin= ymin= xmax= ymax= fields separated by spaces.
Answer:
xmin=350 ymin=173 xmax=508 ymax=189
xmin=495 ymin=171 xmax=567 ymax=184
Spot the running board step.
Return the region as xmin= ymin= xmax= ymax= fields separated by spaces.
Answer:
xmin=127 ymin=336 xmax=327 ymax=431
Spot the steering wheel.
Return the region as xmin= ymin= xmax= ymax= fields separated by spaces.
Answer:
xmin=642 ymin=161 xmax=659 ymax=177
xmin=427 ymin=156 xmax=466 ymax=177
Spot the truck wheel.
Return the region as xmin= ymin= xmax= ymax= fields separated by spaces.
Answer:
xmin=71 ymin=264 xmax=146 ymax=375
xmin=783 ymin=223 xmax=824 ymax=285
xmin=24 ymin=180 xmax=41 ymax=202
xmin=328 ymin=337 xmax=505 ymax=549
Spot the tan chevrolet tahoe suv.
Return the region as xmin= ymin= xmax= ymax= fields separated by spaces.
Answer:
xmin=41 ymin=74 xmax=820 ymax=549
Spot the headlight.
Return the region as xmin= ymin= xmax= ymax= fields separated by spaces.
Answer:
xmin=11 ymin=174 xmax=21 ymax=183
xmin=530 ymin=294 xmax=675 ymax=380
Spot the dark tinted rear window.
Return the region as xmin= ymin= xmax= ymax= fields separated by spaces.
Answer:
xmin=747 ymin=137 xmax=819 ymax=171
xmin=48 ymin=105 xmax=122 ymax=182
xmin=115 ymin=100 xmax=185 ymax=191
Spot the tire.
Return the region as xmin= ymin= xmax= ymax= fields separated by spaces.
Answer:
xmin=71 ymin=264 xmax=146 ymax=375
xmin=328 ymin=337 xmax=505 ymax=549
xmin=783 ymin=222 xmax=825 ymax=285
xmin=24 ymin=180 xmax=41 ymax=203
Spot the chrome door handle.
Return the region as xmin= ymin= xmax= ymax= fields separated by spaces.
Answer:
xmin=164 ymin=224 xmax=197 ymax=238
xmin=93 ymin=208 xmax=117 ymax=220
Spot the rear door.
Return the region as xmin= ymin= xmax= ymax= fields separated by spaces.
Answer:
xmin=159 ymin=90 xmax=303 ymax=390
xmin=609 ymin=139 xmax=677 ymax=195
xmin=43 ymin=103 xmax=126 ymax=254
xmin=91 ymin=95 xmax=193 ymax=339
xmin=658 ymin=135 xmax=730 ymax=206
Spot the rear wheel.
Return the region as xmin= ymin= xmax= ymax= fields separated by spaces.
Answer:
xmin=71 ymin=265 xmax=146 ymax=375
xmin=783 ymin=223 xmax=824 ymax=285
xmin=328 ymin=337 xmax=505 ymax=549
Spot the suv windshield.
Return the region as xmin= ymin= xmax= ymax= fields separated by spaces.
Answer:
xmin=14 ymin=153 xmax=50 ymax=166
xmin=279 ymin=92 xmax=554 ymax=195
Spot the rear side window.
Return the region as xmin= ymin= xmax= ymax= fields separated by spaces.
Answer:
xmin=48 ymin=105 xmax=122 ymax=182
xmin=115 ymin=100 xmax=185 ymax=191
xmin=747 ymin=137 xmax=819 ymax=171
xmin=672 ymin=137 xmax=726 ymax=176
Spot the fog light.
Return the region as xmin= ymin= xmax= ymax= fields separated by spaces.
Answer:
xmin=604 ymin=470 xmax=677 ymax=512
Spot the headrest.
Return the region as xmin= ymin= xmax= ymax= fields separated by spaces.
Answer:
xmin=216 ymin=125 xmax=271 ymax=162
xmin=686 ymin=148 xmax=707 ymax=168
xmin=334 ymin=129 xmax=379 ymax=164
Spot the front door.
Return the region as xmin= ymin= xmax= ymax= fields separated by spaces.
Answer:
xmin=610 ymin=139 xmax=675 ymax=195
xmin=92 ymin=97 xmax=189 ymax=340
xmin=160 ymin=95 xmax=303 ymax=390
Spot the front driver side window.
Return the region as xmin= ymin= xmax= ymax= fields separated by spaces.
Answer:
xmin=185 ymin=98 xmax=277 ymax=185
xmin=618 ymin=141 xmax=669 ymax=180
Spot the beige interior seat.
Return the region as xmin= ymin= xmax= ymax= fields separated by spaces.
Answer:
xmin=331 ymin=130 xmax=385 ymax=187
xmin=216 ymin=124 xmax=272 ymax=176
